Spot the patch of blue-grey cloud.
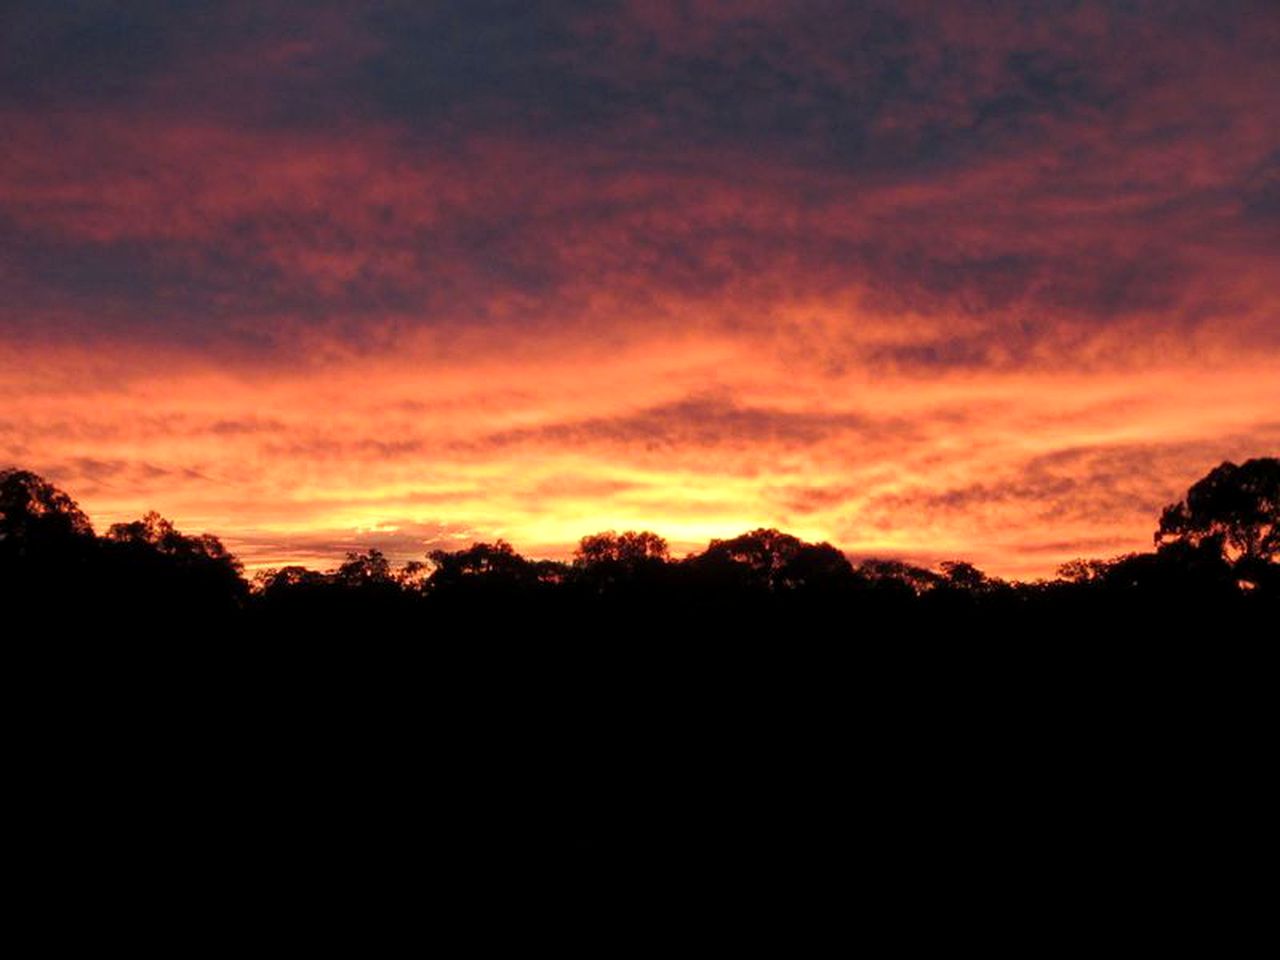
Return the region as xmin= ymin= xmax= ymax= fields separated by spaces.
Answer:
xmin=356 ymin=0 xmax=625 ymax=136
xmin=0 ymin=0 xmax=218 ymax=106
xmin=0 ymin=1 xmax=1275 ymax=365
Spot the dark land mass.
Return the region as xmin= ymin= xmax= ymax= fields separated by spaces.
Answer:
xmin=4 ymin=457 xmax=1274 ymax=643
xmin=7 ymin=459 xmax=1271 ymax=899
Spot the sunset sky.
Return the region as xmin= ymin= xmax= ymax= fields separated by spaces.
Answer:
xmin=3 ymin=1 xmax=1277 ymax=579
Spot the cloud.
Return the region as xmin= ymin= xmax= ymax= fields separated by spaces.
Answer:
xmin=1 ymin=1 xmax=1276 ymax=577
xmin=223 ymin=520 xmax=481 ymax=573
xmin=467 ymin=394 xmax=912 ymax=454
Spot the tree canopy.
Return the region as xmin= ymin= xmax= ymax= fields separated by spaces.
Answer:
xmin=1 ymin=458 xmax=1275 ymax=634
xmin=0 ymin=468 xmax=94 ymax=547
xmin=1156 ymin=457 xmax=1280 ymax=568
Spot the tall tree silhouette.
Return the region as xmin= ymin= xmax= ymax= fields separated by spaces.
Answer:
xmin=1156 ymin=457 xmax=1279 ymax=591
xmin=1156 ymin=458 xmax=1279 ymax=562
xmin=1 ymin=468 xmax=98 ymax=602
xmin=0 ymin=468 xmax=94 ymax=552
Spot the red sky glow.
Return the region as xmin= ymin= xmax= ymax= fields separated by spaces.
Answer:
xmin=3 ymin=1 xmax=1277 ymax=578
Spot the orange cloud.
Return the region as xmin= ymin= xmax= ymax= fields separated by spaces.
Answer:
xmin=2 ymin=2 xmax=1276 ymax=578
xmin=4 ymin=333 xmax=1277 ymax=579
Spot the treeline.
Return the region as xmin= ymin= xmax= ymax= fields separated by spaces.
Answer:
xmin=2 ymin=458 xmax=1276 ymax=638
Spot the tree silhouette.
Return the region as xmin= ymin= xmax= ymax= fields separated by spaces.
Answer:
xmin=1156 ymin=458 xmax=1279 ymax=586
xmin=1 ymin=468 xmax=98 ymax=601
xmin=1057 ymin=559 xmax=1111 ymax=584
xmin=687 ymin=528 xmax=856 ymax=597
xmin=573 ymin=531 xmax=670 ymax=595
xmin=939 ymin=561 xmax=990 ymax=592
xmin=0 ymin=468 xmax=94 ymax=550
xmin=774 ymin=542 xmax=855 ymax=593
xmin=2 ymin=459 xmax=1274 ymax=635
xmin=106 ymin=511 xmax=240 ymax=568
xmin=336 ymin=549 xmax=394 ymax=586
xmin=255 ymin=565 xmax=330 ymax=594
xmin=855 ymin=559 xmax=942 ymax=595
xmin=692 ymin=528 xmax=806 ymax=592
xmin=395 ymin=559 xmax=431 ymax=591
xmin=575 ymin=531 xmax=669 ymax=566
xmin=427 ymin=540 xmax=539 ymax=593
xmin=103 ymin=509 xmax=246 ymax=614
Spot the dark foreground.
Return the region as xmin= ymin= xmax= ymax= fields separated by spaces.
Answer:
xmin=7 ymin=462 xmax=1272 ymax=944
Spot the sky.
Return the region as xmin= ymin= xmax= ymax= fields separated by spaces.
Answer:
xmin=2 ymin=0 xmax=1277 ymax=579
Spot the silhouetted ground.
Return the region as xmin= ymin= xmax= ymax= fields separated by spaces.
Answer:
xmin=11 ymin=458 xmax=1269 ymax=922
xmin=3 ymin=460 xmax=1276 ymax=645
